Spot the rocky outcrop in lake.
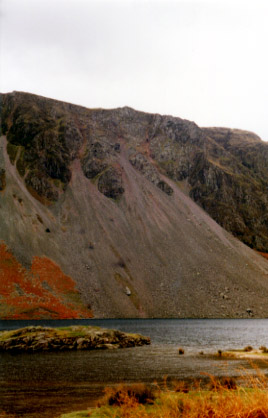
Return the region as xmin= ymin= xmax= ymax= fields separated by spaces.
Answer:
xmin=0 ymin=326 xmax=151 ymax=353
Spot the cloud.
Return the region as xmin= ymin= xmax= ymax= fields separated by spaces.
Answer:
xmin=1 ymin=0 xmax=268 ymax=140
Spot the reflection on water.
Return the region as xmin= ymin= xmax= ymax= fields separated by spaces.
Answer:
xmin=1 ymin=319 xmax=268 ymax=417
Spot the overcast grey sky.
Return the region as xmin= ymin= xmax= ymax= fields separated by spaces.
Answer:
xmin=1 ymin=0 xmax=268 ymax=140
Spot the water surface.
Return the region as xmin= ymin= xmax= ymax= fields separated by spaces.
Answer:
xmin=1 ymin=319 xmax=268 ymax=417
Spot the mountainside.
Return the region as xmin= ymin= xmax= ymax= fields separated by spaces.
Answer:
xmin=0 ymin=91 xmax=268 ymax=318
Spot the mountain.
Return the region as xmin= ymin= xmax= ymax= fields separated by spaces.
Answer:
xmin=0 ymin=91 xmax=268 ymax=318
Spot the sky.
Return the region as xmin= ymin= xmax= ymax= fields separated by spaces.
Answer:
xmin=1 ymin=0 xmax=268 ymax=140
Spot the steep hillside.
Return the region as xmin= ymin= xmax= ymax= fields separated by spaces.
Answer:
xmin=0 ymin=91 xmax=268 ymax=318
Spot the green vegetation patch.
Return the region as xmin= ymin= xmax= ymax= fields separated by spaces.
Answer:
xmin=56 ymin=325 xmax=100 ymax=332
xmin=7 ymin=142 xmax=20 ymax=164
xmin=0 ymin=326 xmax=96 ymax=342
xmin=60 ymin=411 xmax=91 ymax=418
xmin=16 ymin=148 xmax=26 ymax=176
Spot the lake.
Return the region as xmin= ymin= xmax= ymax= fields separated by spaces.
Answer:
xmin=1 ymin=318 xmax=268 ymax=417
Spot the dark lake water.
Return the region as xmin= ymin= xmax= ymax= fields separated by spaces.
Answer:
xmin=1 ymin=318 xmax=268 ymax=418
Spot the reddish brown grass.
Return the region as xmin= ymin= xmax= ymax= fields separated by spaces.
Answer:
xmin=258 ymin=252 xmax=268 ymax=261
xmin=0 ymin=241 xmax=92 ymax=319
xmin=92 ymin=371 xmax=268 ymax=418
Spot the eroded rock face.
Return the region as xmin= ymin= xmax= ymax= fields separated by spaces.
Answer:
xmin=157 ymin=180 xmax=173 ymax=196
xmin=98 ymin=167 xmax=124 ymax=199
xmin=0 ymin=169 xmax=6 ymax=190
xmin=1 ymin=91 xmax=268 ymax=252
xmin=129 ymin=151 xmax=159 ymax=184
xmin=1 ymin=93 xmax=78 ymax=202
xmin=81 ymin=142 xmax=109 ymax=179
xmin=128 ymin=151 xmax=173 ymax=195
xmin=25 ymin=170 xmax=59 ymax=201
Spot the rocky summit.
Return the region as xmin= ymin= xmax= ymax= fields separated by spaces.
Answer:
xmin=1 ymin=91 xmax=268 ymax=319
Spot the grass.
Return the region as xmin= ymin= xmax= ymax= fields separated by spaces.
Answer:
xmin=55 ymin=325 xmax=101 ymax=338
xmin=61 ymin=413 xmax=90 ymax=418
xmin=59 ymin=371 xmax=268 ymax=418
xmin=0 ymin=325 xmax=101 ymax=342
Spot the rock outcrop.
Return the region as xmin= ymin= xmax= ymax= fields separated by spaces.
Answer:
xmin=0 ymin=168 xmax=5 ymax=190
xmin=0 ymin=326 xmax=150 ymax=353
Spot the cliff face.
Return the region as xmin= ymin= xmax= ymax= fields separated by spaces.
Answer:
xmin=198 ymin=127 xmax=268 ymax=251
xmin=2 ymin=92 xmax=268 ymax=251
xmin=1 ymin=91 xmax=268 ymax=318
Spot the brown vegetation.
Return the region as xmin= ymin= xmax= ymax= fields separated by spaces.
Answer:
xmin=102 ymin=384 xmax=156 ymax=407
xmin=244 ymin=346 xmax=253 ymax=352
xmin=83 ymin=373 xmax=268 ymax=418
xmin=0 ymin=241 xmax=92 ymax=319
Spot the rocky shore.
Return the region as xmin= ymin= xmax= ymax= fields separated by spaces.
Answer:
xmin=0 ymin=325 xmax=151 ymax=353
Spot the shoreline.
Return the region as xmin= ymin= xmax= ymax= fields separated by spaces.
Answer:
xmin=2 ymin=349 xmax=268 ymax=418
xmin=2 ymin=320 xmax=268 ymax=417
